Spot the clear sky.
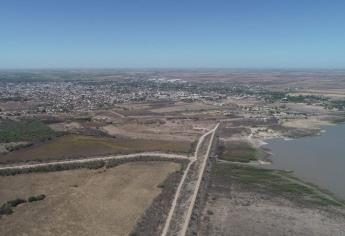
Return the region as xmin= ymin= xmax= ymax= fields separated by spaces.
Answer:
xmin=1 ymin=0 xmax=345 ymax=69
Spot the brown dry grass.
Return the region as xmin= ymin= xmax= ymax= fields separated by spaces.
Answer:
xmin=0 ymin=135 xmax=192 ymax=163
xmin=0 ymin=161 xmax=180 ymax=236
xmin=149 ymin=102 xmax=217 ymax=113
xmin=101 ymin=117 xmax=214 ymax=142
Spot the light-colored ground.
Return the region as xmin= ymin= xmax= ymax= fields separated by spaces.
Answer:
xmin=101 ymin=118 xmax=213 ymax=142
xmin=199 ymin=191 xmax=345 ymax=236
xmin=149 ymin=102 xmax=217 ymax=113
xmin=48 ymin=122 xmax=82 ymax=132
xmin=0 ymin=161 xmax=180 ymax=236
xmin=289 ymin=89 xmax=345 ymax=99
xmin=285 ymin=103 xmax=329 ymax=114
xmin=282 ymin=118 xmax=332 ymax=129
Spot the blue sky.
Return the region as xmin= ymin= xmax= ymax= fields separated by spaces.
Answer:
xmin=1 ymin=0 xmax=345 ymax=68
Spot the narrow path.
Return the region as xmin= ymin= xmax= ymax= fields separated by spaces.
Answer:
xmin=161 ymin=123 xmax=219 ymax=236
xmin=160 ymin=160 xmax=194 ymax=236
xmin=0 ymin=152 xmax=190 ymax=171
xmin=179 ymin=123 xmax=219 ymax=236
xmin=161 ymin=124 xmax=214 ymax=236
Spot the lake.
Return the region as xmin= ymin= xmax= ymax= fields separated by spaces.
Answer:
xmin=265 ymin=124 xmax=345 ymax=199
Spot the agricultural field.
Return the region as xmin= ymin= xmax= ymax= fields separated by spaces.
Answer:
xmin=0 ymin=135 xmax=193 ymax=164
xmin=0 ymin=161 xmax=181 ymax=236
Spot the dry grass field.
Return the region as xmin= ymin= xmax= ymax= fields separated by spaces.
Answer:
xmin=0 ymin=161 xmax=180 ymax=236
xmin=0 ymin=135 xmax=193 ymax=163
xmin=102 ymin=117 xmax=213 ymax=142
xmin=149 ymin=102 xmax=217 ymax=114
xmin=197 ymin=162 xmax=345 ymax=236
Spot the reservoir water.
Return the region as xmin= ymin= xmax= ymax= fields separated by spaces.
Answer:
xmin=265 ymin=124 xmax=345 ymax=200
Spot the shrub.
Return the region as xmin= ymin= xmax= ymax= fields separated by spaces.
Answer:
xmin=7 ymin=198 xmax=27 ymax=207
xmin=0 ymin=198 xmax=26 ymax=216
xmin=0 ymin=203 xmax=13 ymax=216
xmin=28 ymin=194 xmax=46 ymax=202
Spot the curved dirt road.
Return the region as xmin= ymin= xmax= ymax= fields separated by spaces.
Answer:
xmin=0 ymin=152 xmax=191 ymax=172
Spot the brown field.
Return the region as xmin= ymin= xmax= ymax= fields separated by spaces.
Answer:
xmin=101 ymin=117 xmax=213 ymax=142
xmin=149 ymin=102 xmax=217 ymax=114
xmin=0 ymin=161 xmax=180 ymax=236
xmin=0 ymin=135 xmax=193 ymax=164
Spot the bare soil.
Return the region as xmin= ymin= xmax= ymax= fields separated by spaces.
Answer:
xmin=0 ymin=161 xmax=180 ymax=236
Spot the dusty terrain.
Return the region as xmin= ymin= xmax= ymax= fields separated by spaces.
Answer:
xmin=197 ymin=162 xmax=345 ymax=236
xmin=101 ymin=117 xmax=213 ymax=142
xmin=199 ymin=191 xmax=345 ymax=236
xmin=0 ymin=161 xmax=180 ymax=236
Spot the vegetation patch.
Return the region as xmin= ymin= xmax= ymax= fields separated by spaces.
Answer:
xmin=0 ymin=194 xmax=47 ymax=217
xmin=213 ymin=162 xmax=343 ymax=206
xmin=28 ymin=194 xmax=46 ymax=202
xmin=0 ymin=118 xmax=56 ymax=143
xmin=218 ymin=141 xmax=264 ymax=163
xmin=7 ymin=198 xmax=27 ymax=207
xmin=0 ymin=135 xmax=192 ymax=164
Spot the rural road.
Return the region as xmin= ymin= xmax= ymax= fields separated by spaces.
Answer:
xmin=0 ymin=152 xmax=191 ymax=171
xmin=161 ymin=123 xmax=219 ymax=236
xmin=0 ymin=122 xmax=220 ymax=236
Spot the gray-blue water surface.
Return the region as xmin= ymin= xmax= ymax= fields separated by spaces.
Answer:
xmin=265 ymin=124 xmax=345 ymax=199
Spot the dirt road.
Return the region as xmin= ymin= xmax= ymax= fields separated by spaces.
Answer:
xmin=161 ymin=123 xmax=219 ymax=236
xmin=0 ymin=123 xmax=219 ymax=236
xmin=0 ymin=152 xmax=190 ymax=172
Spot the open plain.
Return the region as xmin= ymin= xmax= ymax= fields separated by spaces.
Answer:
xmin=1 ymin=69 xmax=345 ymax=235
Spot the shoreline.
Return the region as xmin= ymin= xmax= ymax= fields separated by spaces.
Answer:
xmin=256 ymin=122 xmax=345 ymax=201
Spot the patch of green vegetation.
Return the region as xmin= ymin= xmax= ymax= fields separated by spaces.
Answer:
xmin=0 ymin=134 xmax=192 ymax=164
xmin=0 ymin=198 xmax=27 ymax=217
xmin=28 ymin=194 xmax=46 ymax=202
xmin=7 ymin=198 xmax=27 ymax=207
xmin=326 ymin=100 xmax=345 ymax=110
xmin=218 ymin=142 xmax=263 ymax=163
xmin=214 ymin=162 xmax=342 ymax=206
xmin=285 ymin=94 xmax=326 ymax=103
xmin=0 ymin=96 xmax=28 ymax=102
xmin=259 ymin=90 xmax=328 ymax=104
xmin=262 ymin=91 xmax=286 ymax=102
xmin=0 ymin=118 xmax=56 ymax=142
xmin=0 ymin=203 xmax=13 ymax=216
xmin=69 ymin=116 xmax=92 ymax=122
xmin=0 ymin=195 xmax=47 ymax=217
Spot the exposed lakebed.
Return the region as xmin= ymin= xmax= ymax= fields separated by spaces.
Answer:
xmin=265 ymin=123 xmax=345 ymax=200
